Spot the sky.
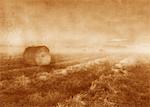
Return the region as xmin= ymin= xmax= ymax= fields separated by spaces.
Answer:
xmin=0 ymin=0 xmax=149 ymax=51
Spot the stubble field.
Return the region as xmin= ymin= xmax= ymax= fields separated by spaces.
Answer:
xmin=0 ymin=52 xmax=150 ymax=107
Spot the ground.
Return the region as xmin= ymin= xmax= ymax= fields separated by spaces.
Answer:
xmin=0 ymin=52 xmax=150 ymax=107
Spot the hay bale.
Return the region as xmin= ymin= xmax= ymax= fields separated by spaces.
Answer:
xmin=23 ymin=46 xmax=51 ymax=65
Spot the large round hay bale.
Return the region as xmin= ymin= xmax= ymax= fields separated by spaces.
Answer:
xmin=23 ymin=46 xmax=51 ymax=65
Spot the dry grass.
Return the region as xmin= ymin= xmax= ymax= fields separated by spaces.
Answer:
xmin=0 ymin=54 xmax=150 ymax=107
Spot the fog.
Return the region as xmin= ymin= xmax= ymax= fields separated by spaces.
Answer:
xmin=0 ymin=0 xmax=149 ymax=53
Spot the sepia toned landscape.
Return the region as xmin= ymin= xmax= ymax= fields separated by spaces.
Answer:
xmin=0 ymin=0 xmax=150 ymax=107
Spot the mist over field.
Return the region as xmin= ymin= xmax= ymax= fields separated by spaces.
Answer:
xmin=0 ymin=1 xmax=150 ymax=107
xmin=0 ymin=0 xmax=149 ymax=54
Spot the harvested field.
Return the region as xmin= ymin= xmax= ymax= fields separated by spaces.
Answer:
xmin=0 ymin=53 xmax=149 ymax=107
xmin=0 ymin=0 xmax=149 ymax=106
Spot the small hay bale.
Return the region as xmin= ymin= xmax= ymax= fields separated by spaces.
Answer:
xmin=23 ymin=46 xmax=51 ymax=65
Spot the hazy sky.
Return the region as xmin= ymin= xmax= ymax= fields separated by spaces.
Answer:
xmin=0 ymin=0 xmax=149 ymax=48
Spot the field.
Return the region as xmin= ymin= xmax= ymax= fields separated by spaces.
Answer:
xmin=0 ymin=52 xmax=150 ymax=107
